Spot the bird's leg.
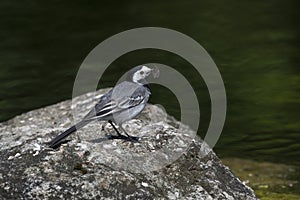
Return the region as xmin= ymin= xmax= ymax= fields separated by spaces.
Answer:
xmin=119 ymin=125 xmax=131 ymax=137
xmin=108 ymin=120 xmax=122 ymax=136
xmin=107 ymin=120 xmax=139 ymax=142
xmin=120 ymin=125 xmax=139 ymax=142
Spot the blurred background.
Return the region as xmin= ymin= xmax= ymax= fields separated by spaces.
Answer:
xmin=0 ymin=0 xmax=299 ymax=199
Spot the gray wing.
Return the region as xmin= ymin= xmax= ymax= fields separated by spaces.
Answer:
xmin=84 ymin=82 xmax=150 ymax=121
xmin=82 ymin=89 xmax=113 ymax=121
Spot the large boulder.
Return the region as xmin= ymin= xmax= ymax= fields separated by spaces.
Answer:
xmin=0 ymin=89 xmax=257 ymax=199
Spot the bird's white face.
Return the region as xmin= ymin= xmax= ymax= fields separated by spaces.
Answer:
xmin=132 ymin=66 xmax=152 ymax=84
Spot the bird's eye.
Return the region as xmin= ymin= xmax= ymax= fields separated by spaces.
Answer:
xmin=140 ymin=71 xmax=144 ymax=75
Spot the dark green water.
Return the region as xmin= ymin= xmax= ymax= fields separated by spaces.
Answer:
xmin=0 ymin=0 xmax=299 ymax=195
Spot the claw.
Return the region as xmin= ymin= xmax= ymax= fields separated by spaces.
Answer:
xmin=106 ymin=135 xmax=139 ymax=142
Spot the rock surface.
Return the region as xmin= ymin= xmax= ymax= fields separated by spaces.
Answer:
xmin=0 ymin=89 xmax=257 ymax=199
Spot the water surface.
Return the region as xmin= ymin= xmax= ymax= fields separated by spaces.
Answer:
xmin=0 ymin=0 xmax=299 ymax=196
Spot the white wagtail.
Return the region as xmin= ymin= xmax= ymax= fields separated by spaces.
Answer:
xmin=49 ymin=65 xmax=159 ymax=148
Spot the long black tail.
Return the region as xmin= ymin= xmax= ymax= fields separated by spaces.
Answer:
xmin=48 ymin=120 xmax=91 ymax=148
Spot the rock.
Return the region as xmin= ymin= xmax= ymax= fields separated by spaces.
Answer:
xmin=0 ymin=89 xmax=257 ymax=200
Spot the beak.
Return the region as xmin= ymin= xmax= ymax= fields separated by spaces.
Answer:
xmin=151 ymin=66 xmax=160 ymax=78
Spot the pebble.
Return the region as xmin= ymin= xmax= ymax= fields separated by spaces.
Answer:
xmin=141 ymin=182 xmax=149 ymax=187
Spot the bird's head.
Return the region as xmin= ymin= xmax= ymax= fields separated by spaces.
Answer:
xmin=128 ymin=65 xmax=159 ymax=85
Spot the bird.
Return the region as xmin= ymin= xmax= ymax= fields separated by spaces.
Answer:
xmin=48 ymin=65 xmax=158 ymax=149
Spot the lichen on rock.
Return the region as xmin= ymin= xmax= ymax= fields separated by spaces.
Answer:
xmin=0 ymin=89 xmax=257 ymax=199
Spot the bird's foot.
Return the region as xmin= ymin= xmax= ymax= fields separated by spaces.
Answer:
xmin=106 ymin=134 xmax=139 ymax=142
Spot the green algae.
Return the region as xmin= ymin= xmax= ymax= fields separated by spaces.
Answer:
xmin=222 ymin=157 xmax=300 ymax=199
